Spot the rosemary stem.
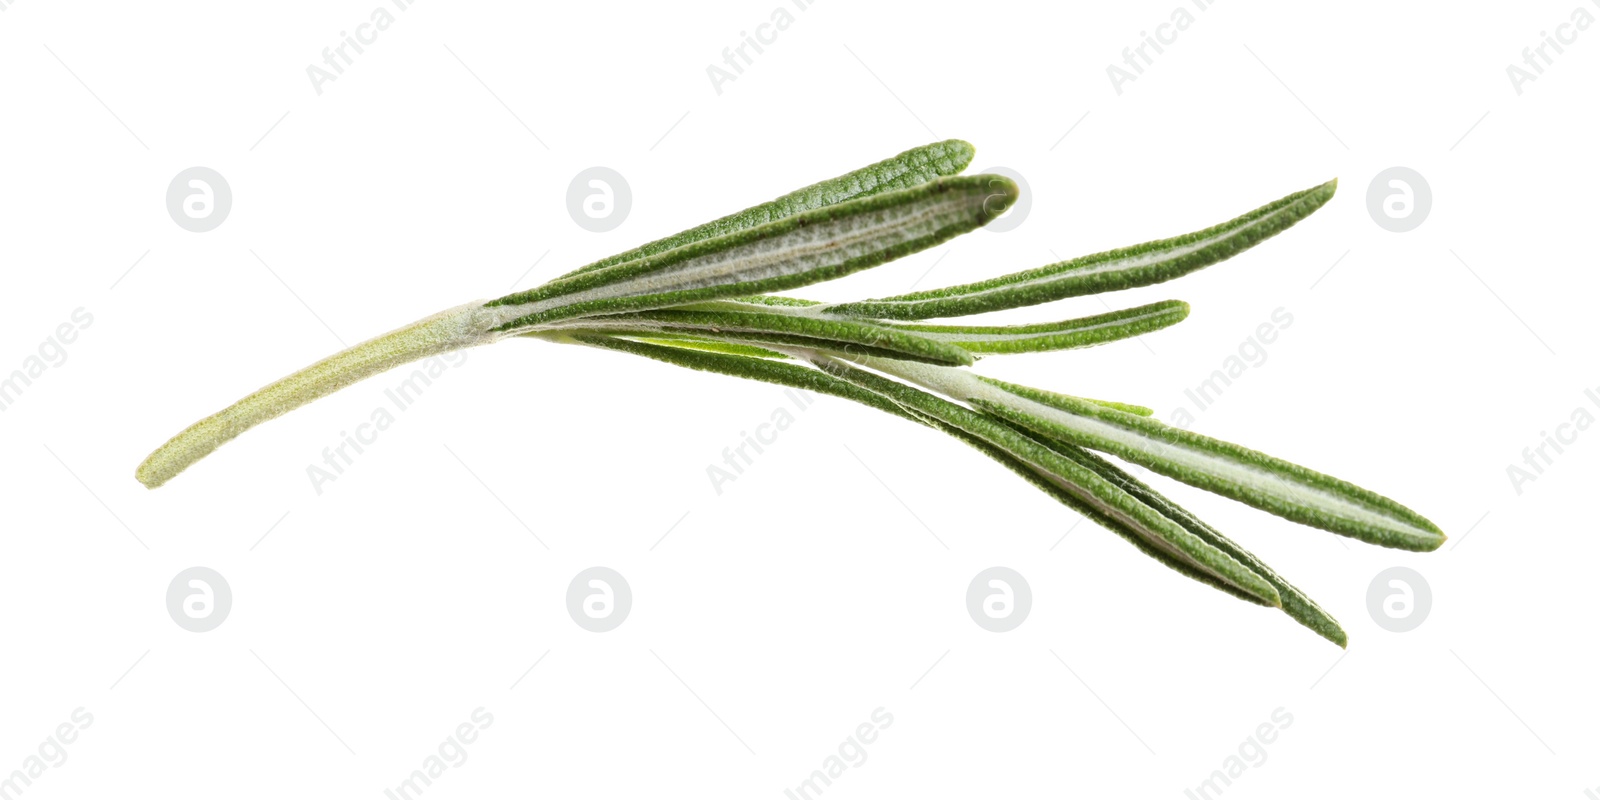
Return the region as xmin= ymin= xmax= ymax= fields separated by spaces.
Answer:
xmin=136 ymin=301 xmax=503 ymax=488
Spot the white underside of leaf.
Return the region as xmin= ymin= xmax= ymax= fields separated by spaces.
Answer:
xmin=782 ymin=348 xmax=1277 ymax=602
xmin=1030 ymin=467 xmax=1254 ymax=590
xmin=856 ymin=356 xmax=1439 ymax=547
xmin=494 ymin=193 xmax=982 ymax=321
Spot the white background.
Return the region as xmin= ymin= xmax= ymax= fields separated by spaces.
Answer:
xmin=1 ymin=1 xmax=1596 ymax=797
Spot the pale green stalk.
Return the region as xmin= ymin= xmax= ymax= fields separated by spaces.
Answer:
xmin=138 ymin=302 xmax=512 ymax=488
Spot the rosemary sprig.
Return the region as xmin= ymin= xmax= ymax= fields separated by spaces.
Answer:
xmin=137 ymin=140 xmax=1445 ymax=645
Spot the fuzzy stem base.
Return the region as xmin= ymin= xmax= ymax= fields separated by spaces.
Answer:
xmin=136 ymin=302 xmax=501 ymax=488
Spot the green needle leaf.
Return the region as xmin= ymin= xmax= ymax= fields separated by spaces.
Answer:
xmin=1080 ymin=398 xmax=1154 ymax=417
xmin=803 ymin=353 xmax=1283 ymax=607
xmin=882 ymin=300 xmax=1190 ymax=355
xmin=824 ymin=179 xmax=1337 ymax=320
xmin=1024 ymin=434 xmax=1348 ymax=646
xmin=970 ymin=377 xmax=1446 ymax=552
xmin=485 ymin=174 xmax=1018 ymax=328
xmin=930 ymin=419 xmax=1285 ymax=610
xmin=558 ymin=140 xmax=976 ymax=279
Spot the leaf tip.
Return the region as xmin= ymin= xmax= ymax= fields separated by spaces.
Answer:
xmin=972 ymin=174 xmax=1021 ymax=224
xmin=943 ymin=138 xmax=976 ymax=163
xmin=1405 ymin=513 xmax=1449 ymax=551
xmin=134 ymin=456 xmax=167 ymax=490
xmin=1285 ymin=178 xmax=1339 ymax=221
